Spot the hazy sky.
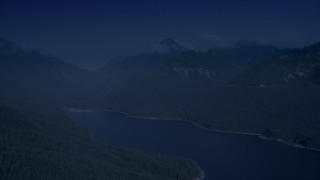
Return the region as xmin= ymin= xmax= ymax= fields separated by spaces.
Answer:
xmin=1 ymin=0 xmax=320 ymax=69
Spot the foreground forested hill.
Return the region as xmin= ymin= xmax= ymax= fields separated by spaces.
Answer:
xmin=0 ymin=103 xmax=201 ymax=180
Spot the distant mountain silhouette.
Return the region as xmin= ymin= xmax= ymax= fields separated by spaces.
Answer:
xmin=0 ymin=39 xmax=101 ymax=104
xmin=98 ymin=39 xmax=187 ymax=91
xmin=103 ymin=42 xmax=279 ymax=116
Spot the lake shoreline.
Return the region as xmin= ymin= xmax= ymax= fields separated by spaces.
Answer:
xmin=69 ymin=108 xmax=206 ymax=180
xmin=68 ymin=108 xmax=320 ymax=153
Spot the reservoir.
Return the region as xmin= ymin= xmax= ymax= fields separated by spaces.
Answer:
xmin=70 ymin=111 xmax=320 ymax=180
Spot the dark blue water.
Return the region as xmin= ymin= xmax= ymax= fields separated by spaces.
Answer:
xmin=70 ymin=111 xmax=320 ymax=180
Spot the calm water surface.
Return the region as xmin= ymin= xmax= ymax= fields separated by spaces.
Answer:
xmin=69 ymin=111 xmax=320 ymax=180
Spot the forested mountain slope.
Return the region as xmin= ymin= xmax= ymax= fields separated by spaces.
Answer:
xmin=103 ymin=42 xmax=279 ymax=118
xmin=103 ymin=41 xmax=320 ymax=149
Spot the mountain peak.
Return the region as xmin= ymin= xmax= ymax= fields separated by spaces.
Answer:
xmin=160 ymin=38 xmax=179 ymax=45
xmin=234 ymin=40 xmax=275 ymax=49
xmin=304 ymin=41 xmax=320 ymax=52
xmin=0 ymin=38 xmax=20 ymax=53
xmin=145 ymin=38 xmax=186 ymax=53
xmin=159 ymin=38 xmax=186 ymax=52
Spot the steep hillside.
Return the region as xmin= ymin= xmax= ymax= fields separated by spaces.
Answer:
xmin=178 ymin=42 xmax=320 ymax=149
xmin=0 ymin=103 xmax=202 ymax=180
xmin=229 ymin=43 xmax=320 ymax=85
xmin=165 ymin=42 xmax=278 ymax=82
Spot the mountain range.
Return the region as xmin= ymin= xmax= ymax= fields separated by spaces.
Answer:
xmin=1 ymin=37 xmax=320 ymax=179
xmin=102 ymin=40 xmax=320 ymax=149
xmin=0 ymin=38 xmax=104 ymax=105
xmin=97 ymin=39 xmax=187 ymax=91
